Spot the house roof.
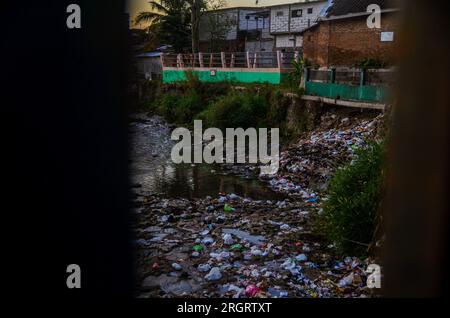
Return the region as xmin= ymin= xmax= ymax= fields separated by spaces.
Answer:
xmin=136 ymin=51 xmax=162 ymax=58
xmin=263 ymin=0 xmax=328 ymax=10
xmin=326 ymin=0 xmax=399 ymax=17
xmin=299 ymin=0 xmax=400 ymax=34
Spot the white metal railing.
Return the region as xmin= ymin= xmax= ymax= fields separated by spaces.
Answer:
xmin=161 ymin=51 xmax=300 ymax=70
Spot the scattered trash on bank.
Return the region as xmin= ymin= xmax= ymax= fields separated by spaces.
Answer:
xmin=133 ymin=112 xmax=384 ymax=298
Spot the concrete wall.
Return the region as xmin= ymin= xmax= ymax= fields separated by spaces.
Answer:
xmin=270 ymin=1 xmax=328 ymax=34
xmin=163 ymin=68 xmax=287 ymax=84
xmin=275 ymin=34 xmax=303 ymax=49
xmin=245 ymin=40 xmax=274 ymax=52
xmin=306 ymin=81 xmax=390 ymax=103
xmin=290 ymin=2 xmax=327 ymax=33
xmin=270 ymin=5 xmax=290 ymax=34
xmin=303 ymin=12 xmax=399 ymax=67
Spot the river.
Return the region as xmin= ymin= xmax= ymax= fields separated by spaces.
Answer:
xmin=129 ymin=113 xmax=280 ymax=200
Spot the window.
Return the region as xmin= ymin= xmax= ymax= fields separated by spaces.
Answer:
xmin=292 ymin=9 xmax=302 ymax=18
xmin=308 ymin=35 xmax=312 ymax=42
xmin=307 ymin=8 xmax=313 ymax=14
xmin=276 ymin=11 xmax=284 ymax=17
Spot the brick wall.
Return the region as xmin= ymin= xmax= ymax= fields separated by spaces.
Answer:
xmin=303 ymin=12 xmax=399 ymax=67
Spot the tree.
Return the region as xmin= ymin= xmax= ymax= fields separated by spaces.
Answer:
xmin=135 ymin=0 xmax=191 ymax=52
xmin=204 ymin=11 xmax=236 ymax=52
xmin=187 ymin=0 xmax=202 ymax=53
xmin=135 ymin=0 xmax=228 ymax=53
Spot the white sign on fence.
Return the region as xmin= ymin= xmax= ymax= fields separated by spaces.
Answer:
xmin=381 ymin=31 xmax=394 ymax=42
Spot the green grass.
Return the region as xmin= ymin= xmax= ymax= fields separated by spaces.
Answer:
xmin=319 ymin=141 xmax=386 ymax=256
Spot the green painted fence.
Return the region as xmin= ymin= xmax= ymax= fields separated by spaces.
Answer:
xmin=305 ymin=81 xmax=389 ymax=103
xmin=163 ymin=69 xmax=287 ymax=84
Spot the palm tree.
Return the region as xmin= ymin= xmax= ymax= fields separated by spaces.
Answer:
xmin=135 ymin=0 xmax=191 ymax=52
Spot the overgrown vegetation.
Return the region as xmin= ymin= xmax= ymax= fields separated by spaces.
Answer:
xmin=142 ymin=73 xmax=300 ymax=139
xmin=288 ymin=58 xmax=311 ymax=90
xmin=318 ymin=142 xmax=386 ymax=256
xmin=353 ymin=58 xmax=388 ymax=69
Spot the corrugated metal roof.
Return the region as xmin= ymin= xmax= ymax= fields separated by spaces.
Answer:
xmin=326 ymin=0 xmax=399 ymax=17
xmin=136 ymin=52 xmax=161 ymax=58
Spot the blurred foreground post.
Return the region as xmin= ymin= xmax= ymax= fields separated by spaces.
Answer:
xmin=384 ymin=0 xmax=450 ymax=297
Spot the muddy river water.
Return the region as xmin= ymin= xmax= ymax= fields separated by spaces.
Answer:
xmin=130 ymin=113 xmax=280 ymax=200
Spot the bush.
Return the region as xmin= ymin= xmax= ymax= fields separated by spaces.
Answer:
xmin=353 ymin=58 xmax=387 ymax=69
xmin=319 ymin=142 xmax=386 ymax=256
xmin=152 ymin=82 xmax=301 ymax=138
xmin=157 ymin=94 xmax=180 ymax=123
xmin=196 ymin=90 xmax=269 ymax=130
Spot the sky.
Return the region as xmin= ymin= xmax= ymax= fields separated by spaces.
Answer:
xmin=127 ymin=0 xmax=309 ymax=28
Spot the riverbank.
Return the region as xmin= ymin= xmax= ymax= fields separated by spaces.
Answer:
xmin=131 ymin=109 xmax=385 ymax=298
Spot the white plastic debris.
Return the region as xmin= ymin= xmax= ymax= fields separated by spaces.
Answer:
xmin=205 ymin=267 xmax=222 ymax=281
xmin=338 ymin=273 xmax=354 ymax=287
xmin=295 ymin=254 xmax=308 ymax=262
xmin=198 ymin=264 xmax=211 ymax=272
xmin=223 ymin=233 xmax=234 ymax=245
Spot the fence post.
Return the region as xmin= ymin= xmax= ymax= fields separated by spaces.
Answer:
xmin=221 ymin=52 xmax=226 ymax=68
xmin=294 ymin=51 xmax=300 ymax=63
xmin=300 ymin=67 xmax=310 ymax=90
xmin=277 ymin=50 xmax=281 ymax=69
xmin=199 ymin=52 xmax=204 ymax=68
xmin=177 ymin=54 xmax=185 ymax=68
xmin=230 ymin=53 xmax=235 ymax=68
xmin=253 ymin=53 xmax=257 ymax=68
xmin=330 ymin=68 xmax=336 ymax=83
xmin=209 ymin=53 xmax=213 ymax=68
xmin=246 ymin=51 xmax=251 ymax=68
xmin=360 ymin=68 xmax=366 ymax=86
xmin=160 ymin=53 xmax=165 ymax=68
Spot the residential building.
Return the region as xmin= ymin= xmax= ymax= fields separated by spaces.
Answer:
xmin=301 ymin=0 xmax=400 ymax=67
xmin=268 ymin=0 xmax=329 ymax=51
xmin=198 ymin=7 xmax=274 ymax=52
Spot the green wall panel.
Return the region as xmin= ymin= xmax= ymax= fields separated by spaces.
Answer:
xmin=163 ymin=70 xmax=282 ymax=84
xmin=305 ymin=82 xmax=389 ymax=103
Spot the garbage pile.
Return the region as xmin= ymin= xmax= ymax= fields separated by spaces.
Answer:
xmin=134 ymin=193 xmax=377 ymax=298
xmin=261 ymin=114 xmax=384 ymax=196
xmin=133 ymin=112 xmax=385 ymax=298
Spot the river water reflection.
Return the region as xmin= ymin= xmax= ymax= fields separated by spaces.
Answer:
xmin=130 ymin=114 xmax=280 ymax=200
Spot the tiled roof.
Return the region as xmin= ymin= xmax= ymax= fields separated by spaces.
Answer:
xmin=326 ymin=0 xmax=399 ymax=17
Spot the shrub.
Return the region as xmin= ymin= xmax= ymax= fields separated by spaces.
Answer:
xmin=157 ymin=94 xmax=180 ymax=123
xmin=319 ymin=142 xmax=386 ymax=256
xmin=196 ymin=90 xmax=269 ymax=130
xmin=156 ymin=89 xmax=205 ymax=124
xmin=353 ymin=58 xmax=387 ymax=69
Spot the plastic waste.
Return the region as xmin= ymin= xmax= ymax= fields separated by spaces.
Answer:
xmin=223 ymin=233 xmax=234 ymax=245
xmin=198 ymin=264 xmax=212 ymax=272
xmin=231 ymin=244 xmax=243 ymax=250
xmin=205 ymin=267 xmax=222 ymax=281
xmin=245 ymin=285 xmax=260 ymax=297
xmin=295 ymin=254 xmax=308 ymax=262
xmin=224 ymin=204 xmax=234 ymax=213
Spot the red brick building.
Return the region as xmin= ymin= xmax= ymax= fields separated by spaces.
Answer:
xmin=301 ymin=0 xmax=400 ymax=67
